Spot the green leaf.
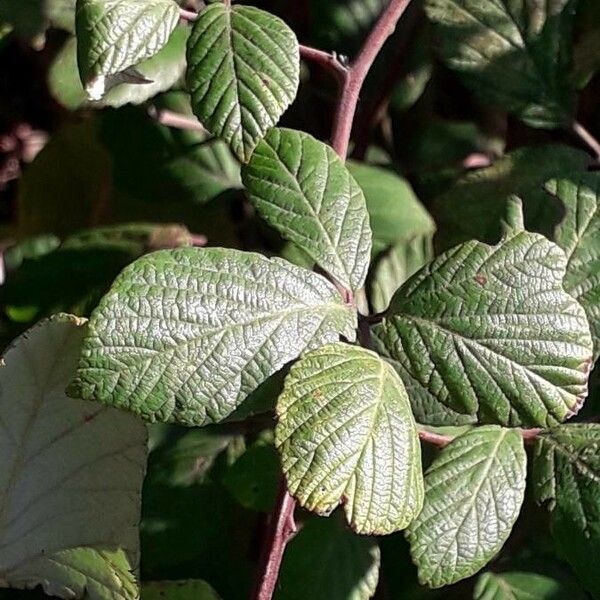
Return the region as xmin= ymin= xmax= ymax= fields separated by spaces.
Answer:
xmin=368 ymin=236 xmax=433 ymax=313
xmin=0 ymin=0 xmax=76 ymax=37
xmin=546 ymin=175 xmax=600 ymax=360
xmin=2 ymin=223 xmax=192 ymax=324
xmin=50 ymin=26 xmax=188 ymax=110
xmin=347 ymin=161 xmax=435 ymax=256
xmin=0 ymin=315 xmax=147 ymax=599
xmin=222 ymin=439 xmax=279 ymax=512
xmin=532 ymin=424 xmax=600 ymax=597
xmin=143 ymin=580 xmax=221 ymax=600
xmin=433 ymin=145 xmax=590 ymax=252
xmin=76 ymin=0 xmax=180 ymax=100
xmin=376 ymin=201 xmax=593 ymax=427
xmin=425 ymin=0 xmax=576 ymax=128
xmin=474 ymin=571 xmax=587 ymax=600
xmin=407 ymin=426 xmax=527 ymax=588
xmin=276 ymin=515 xmax=380 ymax=600
xmin=276 ymin=342 xmax=423 ymax=534
xmin=186 ymin=3 xmax=299 ymax=162
xmin=573 ymin=3 xmax=600 ymax=88
xmin=243 ymin=128 xmax=372 ymax=291
xmin=69 ymin=248 xmax=356 ymax=426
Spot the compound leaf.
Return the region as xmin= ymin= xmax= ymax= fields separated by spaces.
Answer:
xmin=243 ymin=128 xmax=372 ymax=291
xmin=276 ymin=342 xmax=423 ymax=535
xmin=407 ymin=426 xmax=527 ymax=588
xmin=76 ymin=0 xmax=180 ymax=100
xmin=0 ymin=315 xmax=147 ymax=600
xmin=375 ymin=201 xmax=593 ymax=427
xmin=69 ymin=248 xmax=357 ymax=426
xmin=187 ymin=4 xmax=299 ymax=162
xmin=425 ymin=0 xmax=576 ymax=128
xmin=547 ymin=175 xmax=600 ymax=360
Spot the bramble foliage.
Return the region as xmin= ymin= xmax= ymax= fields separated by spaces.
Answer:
xmin=0 ymin=0 xmax=600 ymax=599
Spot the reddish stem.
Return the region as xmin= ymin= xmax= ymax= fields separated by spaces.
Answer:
xmin=148 ymin=106 xmax=208 ymax=134
xmin=331 ymin=0 xmax=414 ymax=159
xmin=252 ymin=481 xmax=297 ymax=600
xmin=299 ymin=45 xmax=348 ymax=80
xmin=418 ymin=427 xmax=544 ymax=448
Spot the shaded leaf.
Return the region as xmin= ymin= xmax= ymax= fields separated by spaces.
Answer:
xmin=243 ymin=128 xmax=372 ymax=291
xmin=0 ymin=315 xmax=147 ymax=599
xmin=276 ymin=515 xmax=380 ymax=600
xmin=407 ymin=426 xmax=527 ymax=588
xmin=425 ymin=0 xmax=576 ymax=127
xmin=433 ymin=145 xmax=589 ymax=252
xmin=187 ymin=4 xmax=299 ymax=162
xmin=547 ymin=174 xmax=600 ymax=359
xmin=474 ymin=570 xmax=586 ymax=600
xmin=375 ymin=202 xmax=593 ymax=427
xmin=69 ymin=248 xmax=356 ymax=426
xmin=276 ymin=342 xmax=423 ymax=534
xmin=76 ymin=0 xmax=180 ymax=100
xmin=143 ymin=580 xmax=221 ymax=600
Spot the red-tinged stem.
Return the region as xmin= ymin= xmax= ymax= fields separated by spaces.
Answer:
xmin=179 ymin=8 xmax=198 ymax=21
xmin=418 ymin=427 xmax=544 ymax=448
xmin=299 ymin=44 xmax=348 ymax=80
xmin=147 ymin=106 xmax=208 ymax=134
xmin=572 ymin=120 xmax=600 ymax=162
xmin=252 ymin=481 xmax=297 ymax=600
xmin=331 ymin=0 xmax=414 ymax=159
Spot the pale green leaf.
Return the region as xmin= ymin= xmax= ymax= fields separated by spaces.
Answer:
xmin=347 ymin=162 xmax=435 ymax=256
xmin=532 ymin=424 xmax=600 ymax=597
xmin=76 ymin=0 xmax=180 ymax=100
xmin=474 ymin=571 xmax=587 ymax=600
xmin=51 ymin=27 xmax=188 ymax=110
xmin=407 ymin=426 xmax=527 ymax=588
xmin=375 ymin=202 xmax=593 ymax=427
xmin=0 ymin=315 xmax=147 ymax=600
xmin=69 ymin=248 xmax=357 ymax=426
xmin=276 ymin=342 xmax=423 ymax=535
xmin=276 ymin=515 xmax=380 ymax=600
xmin=433 ymin=145 xmax=590 ymax=252
xmin=546 ymin=175 xmax=600 ymax=360
xmin=243 ymin=128 xmax=372 ymax=291
xmin=425 ymin=0 xmax=576 ymax=128
xmin=186 ymin=4 xmax=299 ymax=162
xmin=143 ymin=580 xmax=221 ymax=600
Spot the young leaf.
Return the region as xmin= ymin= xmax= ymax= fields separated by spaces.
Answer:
xmin=276 ymin=342 xmax=423 ymax=535
xmin=347 ymin=162 xmax=435 ymax=256
xmin=425 ymin=0 xmax=576 ymax=128
xmin=76 ymin=0 xmax=179 ymax=100
xmin=375 ymin=201 xmax=593 ymax=427
xmin=433 ymin=145 xmax=590 ymax=252
xmin=0 ymin=315 xmax=147 ymax=600
xmin=143 ymin=580 xmax=221 ymax=600
xmin=242 ymin=128 xmax=372 ymax=291
xmin=51 ymin=26 xmax=188 ymax=110
xmin=474 ymin=571 xmax=587 ymax=600
xmin=69 ymin=248 xmax=357 ymax=426
xmin=186 ymin=4 xmax=299 ymax=162
xmin=532 ymin=424 xmax=600 ymax=597
xmin=276 ymin=515 xmax=380 ymax=600
xmin=407 ymin=426 xmax=527 ymax=588
xmin=546 ymin=175 xmax=600 ymax=359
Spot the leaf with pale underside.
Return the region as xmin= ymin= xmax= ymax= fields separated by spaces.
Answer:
xmin=243 ymin=128 xmax=372 ymax=291
xmin=68 ymin=247 xmax=357 ymax=426
xmin=375 ymin=201 xmax=593 ymax=427
xmin=407 ymin=426 xmax=527 ymax=588
xmin=546 ymin=175 xmax=600 ymax=360
xmin=0 ymin=314 xmax=147 ymax=600
xmin=276 ymin=342 xmax=423 ymax=535
xmin=186 ymin=4 xmax=299 ymax=162
xmin=425 ymin=0 xmax=576 ymax=128
xmin=532 ymin=424 xmax=600 ymax=597
xmin=76 ymin=0 xmax=180 ymax=100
